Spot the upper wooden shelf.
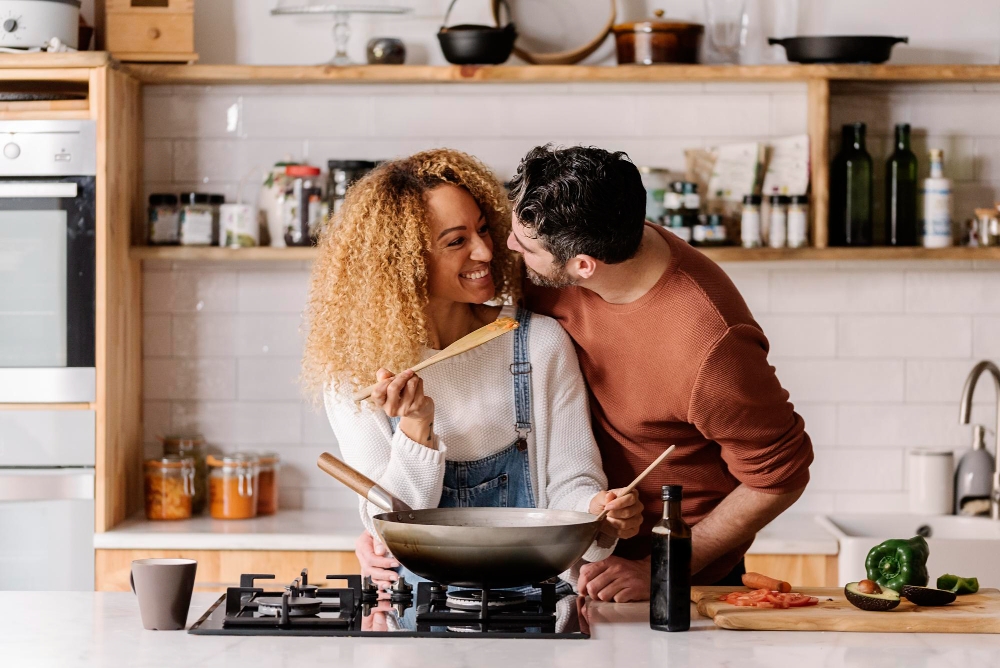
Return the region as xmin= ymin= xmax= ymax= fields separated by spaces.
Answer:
xmin=124 ymin=63 xmax=1000 ymax=86
xmin=0 ymin=52 xmax=111 ymax=69
xmin=130 ymin=245 xmax=1000 ymax=263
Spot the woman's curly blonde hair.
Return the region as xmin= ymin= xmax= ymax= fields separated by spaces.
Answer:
xmin=303 ymin=148 xmax=521 ymax=398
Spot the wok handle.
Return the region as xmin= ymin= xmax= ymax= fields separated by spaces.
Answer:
xmin=767 ymin=37 xmax=785 ymax=46
xmin=316 ymin=452 xmax=411 ymax=513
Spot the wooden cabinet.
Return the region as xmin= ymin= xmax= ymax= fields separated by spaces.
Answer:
xmin=97 ymin=0 xmax=197 ymax=62
xmin=95 ymin=549 xmax=361 ymax=592
xmin=744 ymin=554 xmax=839 ymax=588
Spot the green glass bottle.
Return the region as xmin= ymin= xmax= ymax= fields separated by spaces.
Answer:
xmin=829 ymin=123 xmax=873 ymax=246
xmin=885 ymin=123 xmax=918 ymax=246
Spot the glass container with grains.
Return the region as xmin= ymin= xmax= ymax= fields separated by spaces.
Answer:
xmin=160 ymin=435 xmax=207 ymax=514
xmin=208 ymin=453 xmax=260 ymax=520
xmin=144 ymin=455 xmax=195 ymax=521
xmin=257 ymin=453 xmax=281 ymax=515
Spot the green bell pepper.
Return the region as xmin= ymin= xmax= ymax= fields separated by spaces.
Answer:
xmin=864 ymin=536 xmax=930 ymax=592
xmin=937 ymin=574 xmax=979 ymax=595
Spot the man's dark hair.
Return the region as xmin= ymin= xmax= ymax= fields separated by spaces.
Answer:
xmin=508 ymin=145 xmax=646 ymax=265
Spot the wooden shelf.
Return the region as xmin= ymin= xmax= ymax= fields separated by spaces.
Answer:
xmin=0 ymin=403 xmax=95 ymax=411
xmin=124 ymin=63 xmax=1000 ymax=86
xmin=0 ymin=52 xmax=112 ymax=69
xmin=131 ymin=245 xmax=1000 ymax=263
xmin=130 ymin=246 xmax=319 ymax=261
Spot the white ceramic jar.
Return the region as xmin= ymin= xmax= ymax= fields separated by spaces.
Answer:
xmin=908 ymin=450 xmax=955 ymax=515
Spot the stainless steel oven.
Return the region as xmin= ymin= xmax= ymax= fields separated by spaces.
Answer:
xmin=0 ymin=120 xmax=96 ymax=403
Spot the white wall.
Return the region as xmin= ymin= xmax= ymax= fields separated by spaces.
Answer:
xmin=183 ymin=0 xmax=1000 ymax=66
xmin=142 ymin=80 xmax=1000 ymax=514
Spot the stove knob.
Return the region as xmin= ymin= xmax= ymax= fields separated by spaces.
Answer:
xmin=3 ymin=19 xmax=17 ymax=33
xmin=3 ymin=143 xmax=20 ymax=160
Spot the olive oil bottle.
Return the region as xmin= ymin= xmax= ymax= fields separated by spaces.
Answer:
xmin=650 ymin=485 xmax=692 ymax=632
xmin=885 ymin=123 xmax=918 ymax=246
xmin=829 ymin=122 xmax=873 ymax=246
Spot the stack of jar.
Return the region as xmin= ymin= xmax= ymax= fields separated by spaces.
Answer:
xmin=662 ymin=181 xmax=700 ymax=243
xmin=143 ymin=434 xmax=280 ymax=521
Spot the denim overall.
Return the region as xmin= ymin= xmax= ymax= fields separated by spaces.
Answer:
xmin=387 ymin=307 xmax=550 ymax=596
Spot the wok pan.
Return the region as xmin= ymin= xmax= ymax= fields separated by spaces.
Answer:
xmin=768 ymin=36 xmax=907 ymax=64
xmin=317 ymin=452 xmax=601 ymax=588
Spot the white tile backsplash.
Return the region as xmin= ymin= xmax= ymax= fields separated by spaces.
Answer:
xmin=141 ymin=82 xmax=1000 ymax=511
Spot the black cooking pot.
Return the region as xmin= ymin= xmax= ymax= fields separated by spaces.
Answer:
xmin=769 ymin=35 xmax=908 ymax=64
xmin=437 ymin=0 xmax=516 ymax=65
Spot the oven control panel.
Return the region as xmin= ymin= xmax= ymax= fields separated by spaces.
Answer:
xmin=0 ymin=120 xmax=96 ymax=177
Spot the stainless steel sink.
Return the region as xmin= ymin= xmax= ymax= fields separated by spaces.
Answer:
xmin=818 ymin=514 xmax=1000 ymax=588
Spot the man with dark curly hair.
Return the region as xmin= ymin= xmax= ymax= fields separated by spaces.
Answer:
xmin=505 ymin=144 xmax=814 ymax=603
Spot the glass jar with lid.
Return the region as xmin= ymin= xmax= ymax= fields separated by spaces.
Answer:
xmin=257 ymin=452 xmax=281 ymax=516
xmin=326 ymin=160 xmax=376 ymax=218
xmin=283 ymin=165 xmax=324 ymax=247
xmin=144 ymin=455 xmax=195 ymax=521
xmin=208 ymin=453 xmax=260 ymax=520
xmin=179 ymin=192 xmax=215 ymax=246
xmin=160 ymin=434 xmax=207 ymax=514
xmin=148 ymin=193 xmax=180 ymax=245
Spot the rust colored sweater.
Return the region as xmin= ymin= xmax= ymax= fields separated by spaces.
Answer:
xmin=525 ymin=224 xmax=813 ymax=584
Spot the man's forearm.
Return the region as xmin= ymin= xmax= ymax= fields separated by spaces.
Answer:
xmin=690 ymin=484 xmax=804 ymax=576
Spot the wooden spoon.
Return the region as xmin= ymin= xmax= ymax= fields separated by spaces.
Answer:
xmin=351 ymin=316 xmax=519 ymax=402
xmin=596 ymin=444 xmax=676 ymax=522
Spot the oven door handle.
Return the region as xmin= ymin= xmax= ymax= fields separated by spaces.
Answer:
xmin=0 ymin=470 xmax=94 ymax=501
xmin=0 ymin=182 xmax=78 ymax=198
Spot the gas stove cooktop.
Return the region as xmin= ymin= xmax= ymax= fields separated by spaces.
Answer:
xmin=188 ymin=569 xmax=590 ymax=639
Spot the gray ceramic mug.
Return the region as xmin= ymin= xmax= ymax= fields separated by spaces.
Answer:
xmin=131 ymin=558 xmax=198 ymax=630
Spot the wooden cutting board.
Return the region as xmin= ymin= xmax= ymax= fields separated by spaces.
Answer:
xmin=692 ymin=586 xmax=1000 ymax=633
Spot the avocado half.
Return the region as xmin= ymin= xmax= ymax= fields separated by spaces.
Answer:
xmin=845 ymin=582 xmax=901 ymax=611
xmin=900 ymin=585 xmax=956 ymax=606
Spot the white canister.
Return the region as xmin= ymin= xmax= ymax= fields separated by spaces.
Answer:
xmin=908 ymin=450 xmax=954 ymax=515
xmin=219 ymin=204 xmax=258 ymax=248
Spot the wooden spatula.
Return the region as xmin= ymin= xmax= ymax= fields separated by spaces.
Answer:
xmin=596 ymin=444 xmax=676 ymax=522
xmin=351 ymin=316 xmax=519 ymax=402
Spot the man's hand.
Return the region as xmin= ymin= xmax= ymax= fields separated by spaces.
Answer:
xmin=588 ymin=489 xmax=644 ymax=539
xmin=577 ymin=555 xmax=650 ymax=602
xmin=355 ymin=530 xmax=399 ymax=597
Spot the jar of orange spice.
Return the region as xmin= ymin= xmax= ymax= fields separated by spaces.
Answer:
xmin=257 ymin=452 xmax=280 ymax=515
xmin=207 ymin=453 xmax=259 ymax=520
xmin=144 ymin=455 xmax=195 ymax=521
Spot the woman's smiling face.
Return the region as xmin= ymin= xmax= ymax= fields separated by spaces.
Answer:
xmin=424 ymin=183 xmax=496 ymax=305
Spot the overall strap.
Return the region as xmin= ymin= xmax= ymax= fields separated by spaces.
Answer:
xmin=511 ymin=306 xmax=534 ymax=443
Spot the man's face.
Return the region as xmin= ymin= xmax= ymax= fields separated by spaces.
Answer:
xmin=507 ymin=214 xmax=577 ymax=288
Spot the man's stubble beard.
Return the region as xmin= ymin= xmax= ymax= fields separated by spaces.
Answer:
xmin=525 ymin=262 xmax=576 ymax=289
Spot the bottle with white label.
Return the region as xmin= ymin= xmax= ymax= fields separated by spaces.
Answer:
xmin=921 ymin=149 xmax=953 ymax=248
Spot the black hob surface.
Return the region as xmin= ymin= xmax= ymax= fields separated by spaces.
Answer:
xmin=188 ymin=570 xmax=590 ymax=639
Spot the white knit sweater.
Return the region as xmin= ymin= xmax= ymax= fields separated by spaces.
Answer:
xmin=325 ymin=305 xmax=615 ymax=564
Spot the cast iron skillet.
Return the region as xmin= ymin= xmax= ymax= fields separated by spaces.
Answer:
xmin=317 ymin=453 xmax=601 ymax=588
xmin=768 ymin=36 xmax=908 ymax=64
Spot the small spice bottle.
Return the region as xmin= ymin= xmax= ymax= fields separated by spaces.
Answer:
xmin=692 ymin=213 xmax=728 ymax=247
xmin=208 ymin=453 xmax=260 ymax=520
xmin=179 ymin=192 xmax=215 ymax=246
xmin=787 ymin=195 xmax=810 ymax=248
xmin=741 ymin=195 xmax=763 ymax=248
xmin=681 ymin=182 xmax=700 ymax=211
xmin=665 ymin=211 xmax=693 ymax=243
xmin=144 ymin=455 xmax=195 ymax=521
xmin=257 ymin=452 xmax=281 ymax=516
xmin=664 ymin=181 xmax=684 ymax=212
xmin=768 ymin=195 xmax=789 ymax=249
xmin=161 ymin=434 xmax=207 ymax=515
xmin=148 ymin=194 xmax=180 ymax=245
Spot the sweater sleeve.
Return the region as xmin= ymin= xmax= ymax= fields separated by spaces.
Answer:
xmin=688 ymin=323 xmax=813 ymax=494
xmin=324 ymin=389 xmax=447 ymax=535
xmin=535 ymin=319 xmax=617 ymax=563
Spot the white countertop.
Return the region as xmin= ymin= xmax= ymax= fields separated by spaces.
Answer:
xmin=93 ymin=511 xmax=366 ymax=551
xmin=95 ymin=510 xmax=837 ymax=555
xmin=3 ymin=592 xmax=996 ymax=668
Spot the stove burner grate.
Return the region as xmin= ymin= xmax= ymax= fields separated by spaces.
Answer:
xmin=446 ymin=589 xmax=527 ymax=610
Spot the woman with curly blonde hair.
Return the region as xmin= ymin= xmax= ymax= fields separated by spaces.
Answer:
xmin=303 ymin=149 xmax=641 ymax=593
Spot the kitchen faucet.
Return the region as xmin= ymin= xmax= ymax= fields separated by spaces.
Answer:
xmin=958 ymin=360 xmax=1000 ymax=520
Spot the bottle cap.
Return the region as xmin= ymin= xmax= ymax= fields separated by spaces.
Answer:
xmin=769 ymin=194 xmax=790 ymax=205
xmin=661 ymin=485 xmax=683 ymax=501
xmin=742 ymin=194 xmax=762 ymax=205
xmin=790 ymin=194 xmax=809 ymax=205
